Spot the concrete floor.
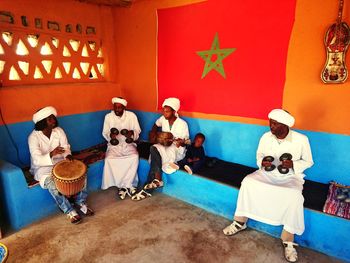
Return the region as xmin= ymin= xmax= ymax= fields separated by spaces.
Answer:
xmin=1 ymin=189 xmax=343 ymax=263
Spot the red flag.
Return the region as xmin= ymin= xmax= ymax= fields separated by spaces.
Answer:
xmin=157 ymin=0 xmax=296 ymax=119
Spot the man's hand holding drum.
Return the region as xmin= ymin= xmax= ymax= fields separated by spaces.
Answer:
xmin=65 ymin=154 xmax=74 ymax=161
xmin=50 ymin=146 xmax=65 ymax=157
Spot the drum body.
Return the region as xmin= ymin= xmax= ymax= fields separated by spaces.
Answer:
xmin=156 ymin=132 xmax=174 ymax=146
xmin=52 ymin=159 xmax=87 ymax=196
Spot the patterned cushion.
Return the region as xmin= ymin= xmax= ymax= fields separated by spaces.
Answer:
xmin=72 ymin=142 xmax=107 ymax=165
xmin=323 ymin=182 xmax=350 ymax=219
xmin=23 ymin=143 xmax=108 ymax=187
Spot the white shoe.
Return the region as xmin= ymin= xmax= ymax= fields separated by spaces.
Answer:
xmin=128 ymin=187 xmax=137 ymax=196
xmin=67 ymin=210 xmax=82 ymax=224
xmin=118 ymin=188 xmax=128 ymax=200
xmin=169 ymin=162 xmax=179 ymax=170
xmin=78 ymin=203 xmax=94 ymax=216
xmin=131 ymin=190 xmax=152 ymax=201
xmin=184 ymin=165 xmax=193 ymax=175
xmin=283 ymin=241 xmax=298 ymax=262
xmin=223 ymin=221 xmax=247 ymax=236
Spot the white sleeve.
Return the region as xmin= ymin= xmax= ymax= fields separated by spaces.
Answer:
xmin=171 ymin=119 xmax=189 ymax=140
xmin=28 ymin=133 xmax=53 ymax=167
xmin=181 ymin=121 xmax=189 ymax=140
xmin=155 ymin=116 xmax=163 ymax=127
xmin=132 ymin=113 xmax=141 ymax=141
xmin=256 ymin=135 xmax=266 ymax=169
xmin=57 ymin=128 xmax=71 ymax=157
xmin=102 ymin=114 xmax=111 ymax=141
xmin=293 ymin=137 xmax=314 ymax=175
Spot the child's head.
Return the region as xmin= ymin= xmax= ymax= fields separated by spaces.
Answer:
xmin=194 ymin=133 xmax=205 ymax=147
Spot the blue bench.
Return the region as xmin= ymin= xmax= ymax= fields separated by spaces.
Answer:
xmin=0 ymin=111 xmax=108 ymax=231
xmin=138 ymin=158 xmax=350 ymax=262
xmin=0 ymin=110 xmax=349 ymax=262
xmin=0 ymin=158 xmax=105 ymax=231
xmin=1 ymin=155 xmax=348 ymax=261
xmin=134 ymin=142 xmax=350 ymax=262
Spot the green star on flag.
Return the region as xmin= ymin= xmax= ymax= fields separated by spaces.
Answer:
xmin=196 ymin=33 xmax=236 ymax=79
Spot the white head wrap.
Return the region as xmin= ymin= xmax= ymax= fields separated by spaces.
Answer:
xmin=268 ymin=109 xmax=295 ymax=127
xmin=33 ymin=106 xmax=57 ymax=124
xmin=162 ymin=97 xmax=180 ymax=112
xmin=112 ymin=97 xmax=127 ymax=107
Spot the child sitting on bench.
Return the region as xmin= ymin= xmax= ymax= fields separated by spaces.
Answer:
xmin=174 ymin=133 xmax=206 ymax=175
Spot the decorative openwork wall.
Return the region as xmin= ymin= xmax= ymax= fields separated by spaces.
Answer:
xmin=0 ymin=11 xmax=105 ymax=86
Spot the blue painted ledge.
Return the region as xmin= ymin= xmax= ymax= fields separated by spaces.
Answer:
xmin=0 ymin=157 xmax=349 ymax=262
xmin=0 ymin=159 xmax=104 ymax=231
xmin=137 ymin=159 xmax=349 ymax=262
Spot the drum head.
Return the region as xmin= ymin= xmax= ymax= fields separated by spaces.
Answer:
xmin=53 ymin=159 xmax=87 ymax=180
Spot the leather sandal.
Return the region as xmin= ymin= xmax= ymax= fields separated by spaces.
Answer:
xmin=131 ymin=190 xmax=152 ymax=201
xmin=143 ymin=179 xmax=164 ymax=190
xmin=118 ymin=188 xmax=128 ymax=200
xmin=128 ymin=187 xmax=137 ymax=196
xmin=67 ymin=210 xmax=82 ymax=224
xmin=78 ymin=204 xmax=94 ymax=216
xmin=223 ymin=221 xmax=247 ymax=236
xmin=282 ymin=241 xmax=298 ymax=262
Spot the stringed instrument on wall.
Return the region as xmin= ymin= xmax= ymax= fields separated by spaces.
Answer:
xmin=321 ymin=0 xmax=350 ymax=83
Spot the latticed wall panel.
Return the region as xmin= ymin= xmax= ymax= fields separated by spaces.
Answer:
xmin=0 ymin=12 xmax=105 ymax=86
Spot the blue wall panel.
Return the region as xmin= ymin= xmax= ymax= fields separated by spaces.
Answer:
xmin=0 ymin=110 xmax=109 ymax=167
xmin=134 ymin=111 xmax=350 ymax=185
xmin=1 ymin=110 xmax=350 ymax=184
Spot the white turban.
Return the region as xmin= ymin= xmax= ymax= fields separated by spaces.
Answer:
xmin=268 ymin=109 xmax=295 ymax=127
xmin=33 ymin=106 xmax=57 ymax=124
xmin=162 ymin=97 xmax=180 ymax=112
xmin=112 ymin=97 xmax=127 ymax=107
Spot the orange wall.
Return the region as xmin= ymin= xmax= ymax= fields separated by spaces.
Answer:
xmin=284 ymin=0 xmax=350 ymax=134
xmin=113 ymin=0 xmax=206 ymax=112
xmin=1 ymin=0 xmax=349 ymax=135
xmin=0 ymin=0 xmax=120 ymax=124
xmin=113 ymin=0 xmax=350 ymax=135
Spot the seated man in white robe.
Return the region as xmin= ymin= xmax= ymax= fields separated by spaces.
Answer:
xmin=101 ymin=97 xmax=141 ymax=200
xmin=28 ymin=106 xmax=94 ymax=225
xmin=223 ymin=109 xmax=314 ymax=263
xmin=132 ymin=97 xmax=189 ymax=201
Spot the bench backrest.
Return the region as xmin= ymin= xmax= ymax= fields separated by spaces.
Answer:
xmin=1 ymin=109 xmax=350 ymax=185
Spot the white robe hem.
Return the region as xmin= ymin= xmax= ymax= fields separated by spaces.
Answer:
xmin=235 ymin=211 xmax=304 ymax=235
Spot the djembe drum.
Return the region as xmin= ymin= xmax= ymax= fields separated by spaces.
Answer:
xmin=156 ymin=132 xmax=174 ymax=146
xmin=52 ymin=159 xmax=87 ymax=196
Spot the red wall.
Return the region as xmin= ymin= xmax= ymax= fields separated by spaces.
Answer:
xmin=113 ymin=0 xmax=350 ymax=135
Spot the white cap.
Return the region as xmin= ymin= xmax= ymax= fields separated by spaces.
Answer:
xmin=33 ymin=106 xmax=57 ymax=123
xmin=162 ymin=97 xmax=180 ymax=112
xmin=268 ymin=109 xmax=295 ymax=127
xmin=112 ymin=97 xmax=127 ymax=107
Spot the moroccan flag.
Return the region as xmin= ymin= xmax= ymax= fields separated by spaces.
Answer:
xmin=157 ymin=0 xmax=296 ymax=119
